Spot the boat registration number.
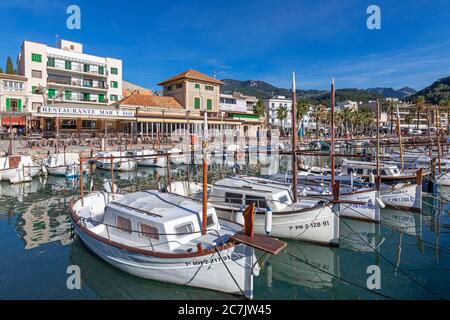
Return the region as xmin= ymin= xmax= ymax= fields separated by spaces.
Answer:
xmin=289 ymin=220 xmax=330 ymax=231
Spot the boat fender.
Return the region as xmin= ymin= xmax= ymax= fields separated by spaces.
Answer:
xmin=369 ymin=172 xmax=375 ymax=184
xmin=265 ymin=208 xmax=273 ymax=235
xmin=233 ymin=207 xmax=245 ymax=225
xmin=375 ymin=196 xmax=386 ymax=208
xmin=41 ymin=165 xmax=48 ymax=175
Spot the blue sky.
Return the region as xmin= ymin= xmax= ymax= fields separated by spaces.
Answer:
xmin=0 ymin=0 xmax=449 ymax=91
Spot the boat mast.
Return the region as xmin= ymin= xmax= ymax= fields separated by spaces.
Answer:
xmin=8 ymin=112 xmax=12 ymax=155
xmin=291 ymin=72 xmax=298 ymax=203
xmin=436 ymin=107 xmax=442 ymax=174
xmin=376 ymin=100 xmax=380 ymax=189
xmin=202 ymin=112 xmax=208 ymax=235
xmin=395 ymin=103 xmax=404 ymax=172
xmin=331 ymin=78 xmax=335 ymax=188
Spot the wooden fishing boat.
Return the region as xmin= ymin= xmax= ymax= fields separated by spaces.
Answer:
xmin=43 ymin=153 xmax=88 ymax=178
xmin=126 ymin=148 xmax=163 ymax=167
xmin=69 ymin=190 xmax=286 ymax=299
xmin=95 ymin=151 xmax=137 ymax=172
xmin=170 ymin=176 xmax=340 ymax=246
xmin=340 ymin=159 xmax=430 ymax=183
xmin=262 ymin=173 xmax=381 ymax=222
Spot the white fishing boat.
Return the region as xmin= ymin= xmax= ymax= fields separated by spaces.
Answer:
xmin=271 ymin=172 xmax=381 ymax=222
xmin=169 ymin=147 xmax=190 ymax=165
xmin=340 ymin=159 xmax=430 ymax=183
xmin=95 ymin=151 xmax=137 ymax=172
xmin=435 ymin=172 xmax=450 ymax=186
xmin=69 ymin=190 xmax=286 ymax=298
xmin=126 ymin=149 xmax=162 ymax=167
xmin=43 ymin=153 xmax=88 ymax=178
xmin=0 ymin=155 xmax=41 ymax=182
xmin=170 ymin=176 xmax=339 ymax=246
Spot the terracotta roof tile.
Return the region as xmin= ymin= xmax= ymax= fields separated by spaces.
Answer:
xmin=158 ymin=69 xmax=224 ymax=86
xmin=116 ymin=94 xmax=183 ymax=109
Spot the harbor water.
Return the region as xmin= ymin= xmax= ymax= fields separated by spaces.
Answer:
xmin=0 ymin=154 xmax=449 ymax=300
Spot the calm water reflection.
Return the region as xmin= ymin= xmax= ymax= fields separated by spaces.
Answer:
xmin=0 ymin=154 xmax=449 ymax=300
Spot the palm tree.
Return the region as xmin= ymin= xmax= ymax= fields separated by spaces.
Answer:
xmin=311 ymin=104 xmax=327 ymax=138
xmin=253 ymin=99 xmax=266 ymax=118
xmin=438 ymin=99 xmax=450 ymax=134
xmin=383 ymin=99 xmax=396 ymax=134
xmin=296 ymin=101 xmax=309 ymax=137
xmin=339 ymin=108 xmax=353 ymax=135
xmin=404 ymin=113 xmax=413 ymax=131
xmin=415 ymin=96 xmax=426 ymax=130
xmin=276 ymin=105 xmax=288 ymax=136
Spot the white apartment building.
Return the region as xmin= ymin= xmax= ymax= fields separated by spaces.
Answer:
xmin=219 ymin=93 xmax=248 ymax=113
xmin=264 ymin=96 xmax=293 ymax=129
xmin=17 ymin=39 xmax=126 ymax=133
xmin=336 ymin=100 xmax=359 ymax=111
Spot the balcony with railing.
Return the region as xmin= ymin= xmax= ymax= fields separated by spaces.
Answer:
xmin=47 ymin=63 xmax=109 ymax=78
xmin=48 ymin=78 xmax=109 ymax=91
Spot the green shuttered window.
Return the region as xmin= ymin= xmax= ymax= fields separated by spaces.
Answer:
xmin=111 ymin=67 xmax=118 ymax=75
xmin=48 ymin=89 xmax=56 ymax=99
xmin=6 ymin=98 xmax=10 ymax=111
xmin=47 ymin=57 xmax=55 ymax=67
xmin=207 ymin=99 xmax=212 ymax=110
xmin=32 ymin=53 xmax=42 ymax=63
xmin=194 ymin=97 xmax=201 ymax=109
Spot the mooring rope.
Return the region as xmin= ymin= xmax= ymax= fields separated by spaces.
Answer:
xmin=283 ymin=250 xmax=395 ymax=300
xmin=330 ymin=206 xmax=445 ymax=300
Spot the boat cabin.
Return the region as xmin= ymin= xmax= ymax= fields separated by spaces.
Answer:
xmin=340 ymin=160 xmax=402 ymax=177
xmin=101 ymin=191 xmax=220 ymax=252
xmin=210 ymin=177 xmax=293 ymax=212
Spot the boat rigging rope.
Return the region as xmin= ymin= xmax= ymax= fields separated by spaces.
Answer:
xmin=334 ymin=201 xmax=450 ymax=255
xmin=214 ymin=246 xmax=247 ymax=298
xmin=330 ymin=205 xmax=446 ymax=300
xmin=282 ymin=250 xmax=395 ymax=300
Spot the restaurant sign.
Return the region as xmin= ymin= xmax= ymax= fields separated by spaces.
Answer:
xmin=40 ymin=106 xmax=135 ymax=118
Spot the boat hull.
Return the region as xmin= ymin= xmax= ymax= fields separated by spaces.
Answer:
xmin=0 ymin=166 xmax=41 ymax=181
xmin=380 ymin=183 xmax=422 ymax=212
xmin=215 ymin=205 xmax=339 ymax=246
xmin=74 ymin=223 xmax=257 ymax=298
xmin=46 ymin=163 xmax=89 ymax=176
xmin=96 ymin=160 xmax=136 ymax=172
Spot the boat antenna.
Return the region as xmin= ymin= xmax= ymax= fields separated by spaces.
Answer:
xmin=436 ymin=106 xmax=442 ymax=174
xmin=331 ymin=77 xmax=335 ymax=188
xmin=8 ymin=112 xmax=12 ymax=155
xmin=202 ymin=111 xmax=208 ymax=235
xmin=291 ymin=72 xmax=298 ymax=203
xmin=376 ymin=99 xmax=381 ymax=189
xmin=395 ymin=102 xmax=404 ymax=172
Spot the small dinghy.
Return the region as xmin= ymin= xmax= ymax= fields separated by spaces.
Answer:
xmin=70 ymin=190 xmax=286 ymax=298
xmin=95 ymin=151 xmax=137 ymax=172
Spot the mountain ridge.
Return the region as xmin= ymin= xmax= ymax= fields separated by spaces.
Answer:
xmin=220 ymin=79 xmax=418 ymax=102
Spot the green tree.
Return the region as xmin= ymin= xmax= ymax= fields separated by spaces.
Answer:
xmin=0 ymin=67 xmax=3 ymax=73
xmin=383 ymin=99 xmax=396 ymax=134
xmin=296 ymin=101 xmax=309 ymax=135
xmin=415 ymin=96 xmax=426 ymax=130
xmin=5 ymin=56 xmax=16 ymax=74
xmin=311 ymin=104 xmax=327 ymax=138
xmin=253 ymin=99 xmax=266 ymax=118
xmin=276 ymin=105 xmax=288 ymax=135
xmin=404 ymin=113 xmax=414 ymax=131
